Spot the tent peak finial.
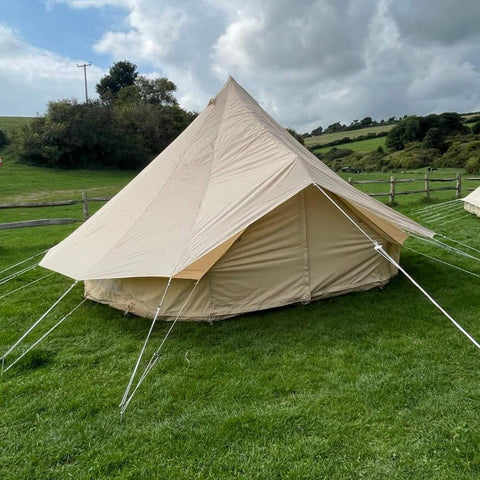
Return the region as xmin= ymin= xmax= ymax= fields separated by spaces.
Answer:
xmin=226 ymin=75 xmax=238 ymax=85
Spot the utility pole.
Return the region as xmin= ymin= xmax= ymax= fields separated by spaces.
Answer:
xmin=77 ymin=63 xmax=92 ymax=102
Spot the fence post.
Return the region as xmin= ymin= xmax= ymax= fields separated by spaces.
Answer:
xmin=82 ymin=191 xmax=89 ymax=220
xmin=389 ymin=176 xmax=395 ymax=204
xmin=348 ymin=177 xmax=353 ymax=185
xmin=424 ymin=173 xmax=430 ymax=199
xmin=456 ymin=173 xmax=462 ymax=198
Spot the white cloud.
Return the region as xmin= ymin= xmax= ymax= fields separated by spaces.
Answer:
xmin=4 ymin=1 xmax=480 ymax=130
xmin=94 ymin=4 xmax=189 ymax=61
xmin=46 ymin=0 xmax=130 ymax=9
xmin=0 ymin=24 xmax=104 ymax=116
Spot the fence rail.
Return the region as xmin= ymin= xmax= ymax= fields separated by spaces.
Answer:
xmin=0 ymin=218 xmax=80 ymax=230
xmin=0 ymin=174 xmax=477 ymax=229
xmin=347 ymin=173 xmax=461 ymax=203
xmin=0 ymin=192 xmax=112 ymax=230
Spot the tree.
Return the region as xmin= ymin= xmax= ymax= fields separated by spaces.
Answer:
xmin=286 ymin=128 xmax=304 ymax=145
xmin=0 ymin=129 xmax=8 ymax=148
xmin=11 ymin=60 xmax=199 ymax=169
xmin=360 ymin=116 xmax=373 ymax=127
xmin=385 ymin=123 xmax=408 ymax=151
xmin=423 ymin=127 xmax=444 ymax=150
xmin=466 ymin=156 xmax=480 ymax=174
xmin=12 ymin=100 xmax=135 ymax=169
xmin=136 ymin=76 xmax=178 ymax=105
xmin=311 ymin=126 xmax=323 ymax=136
xmin=472 ymin=121 xmax=480 ymax=134
xmin=324 ymin=122 xmax=345 ymax=133
xmin=437 ymin=112 xmax=467 ymax=136
xmin=13 ymin=97 xmax=197 ymax=170
xmin=96 ymin=61 xmax=138 ymax=103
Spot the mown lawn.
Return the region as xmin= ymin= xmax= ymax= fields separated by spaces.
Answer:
xmin=1 ymin=165 xmax=480 ymax=479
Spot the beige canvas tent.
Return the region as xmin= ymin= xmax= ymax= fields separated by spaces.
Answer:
xmin=463 ymin=186 xmax=480 ymax=217
xmin=39 ymin=77 xmax=433 ymax=321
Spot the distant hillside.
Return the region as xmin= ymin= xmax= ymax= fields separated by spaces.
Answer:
xmin=304 ymin=124 xmax=395 ymax=147
xmin=306 ymin=113 xmax=478 ymax=150
xmin=0 ymin=116 xmax=34 ymax=136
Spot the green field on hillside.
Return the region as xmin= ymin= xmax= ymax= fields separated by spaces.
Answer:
xmin=306 ymin=113 xmax=478 ymax=152
xmin=1 ymin=165 xmax=480 ymax=479
xmin=314 ymin=136 xmax=387 ymax=154
xmin=0 ymin=163 xmax=134 ymax=205
xmin=0 ymin=116 xmax=33 ymax=136
xmin=304 ymin=124 xmax=394 ymax=147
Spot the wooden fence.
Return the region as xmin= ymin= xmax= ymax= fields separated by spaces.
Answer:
xmin=0 ymin=192 xmax=111 ymax=230
xmin=347 ymin=173 xmax=462 ymax=204
xmin=0 ymin=173 xmax=476 ymax=230
xmin=465 ymin=177 xmax=480 ymax=192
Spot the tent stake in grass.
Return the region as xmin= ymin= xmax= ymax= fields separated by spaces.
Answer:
xmin=120 ymin=280 xmax=199 ymax=417
xmin=2 ymin=298 xmax=87 ymax=373
xmin=0 ymin=272 xmax=54 ymax=301
xmin=119 ymin=277 xmax=173 ymax=411
xmin=0 ymin=249 xmax=49 ymax=276
xmin=316 ymin=183 xmax=480 ymax=354
xmin=375 ymin=243 xmax=480 ymax=351
xmin=1 ymin=281 xmax=78 ymax=372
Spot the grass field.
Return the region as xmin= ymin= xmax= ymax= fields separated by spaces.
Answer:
xmin=0 ymin=163 xmax=134 ymax=203
xmin=304 ymin=124 xmax=394 ymax=147
xmin=306 ymin=114 xmax=477 ymax=154
xmin=0 ymin=164 xmax=135 ymax=224
xmin=0 ymin=116 xmax=33 ymax=136
xmin=1 ymin=165 xmax=480 ymax=478
xmin=314 ymin=136 xmax=387 ymax=154
xmin=339 ymin=168 xmax=474 ymax=208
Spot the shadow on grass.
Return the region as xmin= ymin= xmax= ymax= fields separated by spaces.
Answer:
xmin=5 ymin=348 xmax=57 ymax=373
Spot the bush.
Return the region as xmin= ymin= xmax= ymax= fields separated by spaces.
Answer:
xmin=423 ymin=127 xmax=445 ymax=151
xmin=0 ymin=129 xmax=8 ymax=148
xmin=471 ymin=121 xmax=480 ymax=135
xmin=465 ymin=156 xmax=480 ymax=174
xmin=12 ymin=99 xmax=195 ymax=170
xmin=286 ymin=128 xmax=304 ymax=145
xmin=466 ymin=115 xmax=480 ymax=124
xmin=439 ymin=138 xmax=480 ymax=168
xmin=386 ymin=113 xmax=467 ymax=151
xmin=384 ymin=143 xmax=437 ymax=170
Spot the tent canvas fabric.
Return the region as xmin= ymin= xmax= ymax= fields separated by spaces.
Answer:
xmin=463 ymin=186 xmax=480 ymax=217
xmin=39 ymin=77 xmax=433 ymax=321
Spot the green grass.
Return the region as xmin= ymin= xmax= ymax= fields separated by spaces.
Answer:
xmin=315 ymin=136 xmax=387 ymax=154
xmin=1 ymin=166 xmax=480 ymax=478
xmin=0 ymin=163 xmax=135 ymax=224
xmin=0 ymin=116 xmax=33 ymax=136
xmin=337 ymin=168 xmax=478 ymax=208
xmin=304 ymin=124 xmax=394 ymax=147
xmin=0 ymin=163 xmax=134 ymax=204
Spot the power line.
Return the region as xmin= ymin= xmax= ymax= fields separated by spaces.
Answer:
xmin=0 ymin=30 xmax=96 ymax=66
xmin=0 ymin=31 xmax=98 ymax=102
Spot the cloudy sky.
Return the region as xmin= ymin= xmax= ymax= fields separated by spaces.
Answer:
xmin=2 ymin=0 xmax=480 ymax=132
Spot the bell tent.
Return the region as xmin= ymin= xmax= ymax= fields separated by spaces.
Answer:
xmin=39 ymin=77 xmax=433 ymax=321
xmin=463 ymin=186 xmax=480 ymax=217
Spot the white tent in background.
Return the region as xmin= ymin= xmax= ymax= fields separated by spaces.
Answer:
xmin=463 ymin=186 xmax=480 ymax=217
xmin=39 ymin=77 xmax=434 ymax=321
